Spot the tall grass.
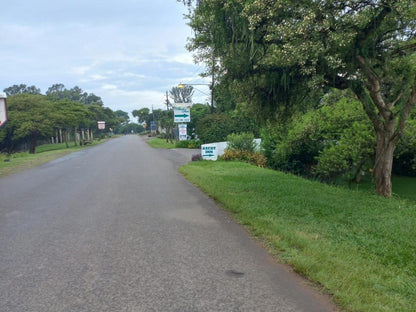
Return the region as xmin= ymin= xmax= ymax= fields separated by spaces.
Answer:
xmin=179 ymin=161 xmax=416 ymax=311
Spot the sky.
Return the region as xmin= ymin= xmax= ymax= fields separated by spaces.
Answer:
xmin=0 ymin=0 xmax=211 ymax=121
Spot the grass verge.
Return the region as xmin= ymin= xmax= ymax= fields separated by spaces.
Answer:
xmin=146 ymin=137 xmax=176 ymax=149
xmin=179 ymin=161 xmax=416 ymax=312
xmin=0 ymin=141 xmax=102 ymax=178
xmin=341 ymin=176 xmax=416 ymax=203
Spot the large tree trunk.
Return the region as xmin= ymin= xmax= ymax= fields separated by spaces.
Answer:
xmin=352 ymin=57 xmax=416 ymax=197
xmin=373 ymin=125 xmax=397 ymax=197
xmin=64 ymin=129 xmax=69 ymax=148
xmin=59 ymin=128 xmax=63 ymax=143
xmin=74 ymin=128 xmax=79 ymax=146
xmin=29 ymin=134 xmax=37 ymax=154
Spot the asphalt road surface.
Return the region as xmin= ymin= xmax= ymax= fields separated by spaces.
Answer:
xmin=0 ymin=136 xmax=336 ymax=312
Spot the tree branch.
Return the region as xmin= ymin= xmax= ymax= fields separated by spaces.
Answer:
xmin=397 ymin=76 xmax=416 ymax=135
xmin=355 ymin=4 xmax=392 ymax=50
xmin=390 ymin=42 xmax=416 ymax=58
xmin=355 ymin=55 xmax=389 ymax=119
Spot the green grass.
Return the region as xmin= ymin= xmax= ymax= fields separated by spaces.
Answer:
xmin=0 ymin=141 xmax=102 ymax=178
xmin=179 ymin=161 xmax=416 ymax=312
xmin=341 ymin=175 xmax=416 ymax=203
xmin=146 ymin=137 xmax=176 ymax=149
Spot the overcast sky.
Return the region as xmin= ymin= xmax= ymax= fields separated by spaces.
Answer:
xmin=1 ymin=0 xmax=211 ymax=120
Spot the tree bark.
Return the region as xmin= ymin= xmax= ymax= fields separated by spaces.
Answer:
xmin=64 ymin=129 xmax=69 ymax=148
xmin=74 ymin=128 xmax=78 ymax=146
xmin=29 ymin=134 xmax=37 ymax=154
xmin=59 ymin=128 xmax=63 ymax=143
xmin=373 ymin=124 xmax=397 ymax=197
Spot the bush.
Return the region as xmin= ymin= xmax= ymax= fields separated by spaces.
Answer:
xmin=175 ymin=140 xmax=189 ymax=148
xmin=226 ymin=132 xmax=256 ymax=152
xmin=196 ymin=113 xmax=234 ymax=143
xmin=221 ymin=149 xmax=267 ymax=168
xmin=187 ymin=139 xmax=201 ymax=149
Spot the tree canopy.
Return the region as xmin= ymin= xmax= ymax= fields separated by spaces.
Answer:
xmin=181 ymin=0 xmax=416 ymax=196
xmin=4 ymin=84 xmax=41 ymax=96
xmin=1 ymin=84 xmax=120 ymax=153
xmin=46 ymin=84 xmax=104 ymax=106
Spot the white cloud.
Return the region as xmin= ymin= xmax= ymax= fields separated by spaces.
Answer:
xmin=0 ymin=0 xmax=204 ymax=115
xmin=101 ymin=84 xmax=118 ymax=91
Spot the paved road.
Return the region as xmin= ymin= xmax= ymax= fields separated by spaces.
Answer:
xmin=0 ymin=136 xmax=336 ymax=311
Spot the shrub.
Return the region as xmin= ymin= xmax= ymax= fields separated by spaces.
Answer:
xmin=196 ymin=113 xmax=234 ymax=143
xmin=226 ymin=132 xmax=256 ymax=152
xmin=221 ymin=149 xmax=267 ymax=168
xmin=187 ymin=139 xmax=201 ymax=149
xmin=175 ymin=140 xmax=189 ymax=148
xmin=192 ymin=153 xmax=202 ymax=161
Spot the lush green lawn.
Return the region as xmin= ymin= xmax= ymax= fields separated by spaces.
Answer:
xmin=146 ymin=137 xmax=176 ymax=149
xmin=341 ymin=175 xmax=416 ymax=203
xmin=0 ymin=141 xmax=102 ymax=178
xmin=179 ymin=161 xmax=416 ymax=312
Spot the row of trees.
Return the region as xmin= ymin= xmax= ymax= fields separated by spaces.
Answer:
xmin=179 ymin=0 xmax=416 ymax=197
xmin=0 ymin=84 xmax=128 ymax=154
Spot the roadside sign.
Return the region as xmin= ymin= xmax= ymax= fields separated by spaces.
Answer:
xmin=0 ymin=94 xmax=7 ymax=127
xmin=174 ymin=107 xmax=190 ymax=123
xmin=97 ymin=121 xmax=105 ymax=130
xmin=178 ymin=124 xmax=187 ymax=141
xmin=201 ymin=144 xmax=218 ymax=160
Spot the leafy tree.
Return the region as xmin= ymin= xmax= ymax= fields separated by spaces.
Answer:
xmin=115 ymin=110 xmax=130 ymax=125
xmin=158 ymin=110 xmax=175 ymax=143
xmin=183 ymin=0 xmax=416 ymax=197
xmin=88 ymin=105 xmax=119 ymax=131
xmin=3 ymin=84 xmax=41 ymax=96
xmin=132 ymin=108 xmax=151 ymax=129
xmin=6 ymin=94 xmax=55 ymax=153
xmin=263 ymin=91 xmax=376 ymax=179
xmin=188 ymin=103 xmax=210 ymax=138
xmin=394 ymin=117 xmax=416 ymax=176
xmin=50 ymin=100 xmax=90 ymax=147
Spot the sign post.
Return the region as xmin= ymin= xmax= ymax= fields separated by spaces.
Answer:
xmin=178 ymin=124 xmax=187 ymax=141
xmin=201 ymin=144 xmax=218 ymax=160
xmin=97 ymin=121 xmax=105 ymax=130
xmin=0 ymin=93 xmax=7 ymax=128
xmin=174 ymin=107 xmax=190 ymax=123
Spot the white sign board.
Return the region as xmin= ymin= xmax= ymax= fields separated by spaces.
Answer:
xmin=201 ymin=144 xmax=218 ymax=160
xmin=174 ymin=107 xmax=190 ymax=123
xmin=97 ymin=121 xmax=105 ymax=130
xmin=0 ymin=95 xmax=7 ymax=127
xmin=178 ymin=124 xmax=187 ymax=141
